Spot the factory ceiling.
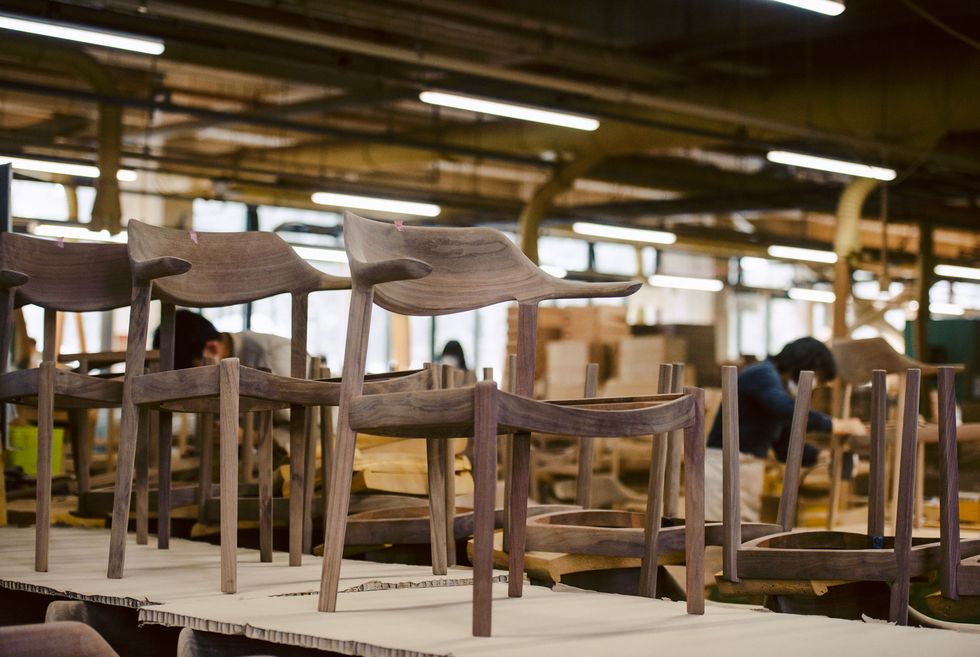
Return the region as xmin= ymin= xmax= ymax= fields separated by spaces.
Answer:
xmin=0 ymin=0 xmax=976 ymax=263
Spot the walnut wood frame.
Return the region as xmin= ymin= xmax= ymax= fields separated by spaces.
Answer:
xmin=316 ymin=212 xmax=706 ymax=636
xmin=0 ymin=233 xmax=135 ymax=573
xmin=722 ymin=366 xmax=980 ymax=625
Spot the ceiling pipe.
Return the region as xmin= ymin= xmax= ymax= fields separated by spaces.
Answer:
xmin=518 ymin=150 xmax=607 ymax=263
xmin=832 ymin=177 xmax=878 ymax=340
xmin=0 ymin=40 xmax=123 ymax=233
xmin=132 ymin=0 xmax=967 ymax=161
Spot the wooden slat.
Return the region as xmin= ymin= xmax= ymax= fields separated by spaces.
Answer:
xmin=868 ymin=369 xmax=887 ymax=540
xmin=318 ymin=286 xmax=374 ymax=613
xmin=683 ymin=386 xmax=705 ymax=615
xmin=258 ymin=411 xmax=274 ymax=563
xmin=778 ymin=370 xmax=815 ymax=532
xmin=135 ymin=408 xmax=149 ymax=545
xmin=34 ymin=361 xmax=55 ymax=572
xmin=573 ymin=363 xmax=600 ymax=508
xmin=721 ymin=365 xmax=740 ymax=583
xmin=288 ymin=293 xmax=308 ymax=568
xmin=889 ymin=368 xmax=920 ymax=625
xmin=219 ymin=358 xmax=240 ymax=594
xmin=471 ymin=380 xmax=497 ymax=636
xmin=638 ymin=363 xmax=672 ymax=597
xmin=442 ymin=362 xmax=457 ymax=568
xmin=937 ymin=367 xmax=960 ymax=600
xmin=663 ymin=363 xmax=684 ymax=519
xmin=507 ymin=302 xmax=537 ymax=600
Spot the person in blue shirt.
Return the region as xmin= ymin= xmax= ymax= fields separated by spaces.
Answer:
xmin=704 ymin=337 xmax=867 ymax=522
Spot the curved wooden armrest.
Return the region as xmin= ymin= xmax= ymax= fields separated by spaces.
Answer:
xmin=351 ymin=257 xmax=432 ymax=286
xmin=549 ymin=278 xmax=642 ymax=301
xmin=314 ymin=271 xmax=353 ymax=292
xmin=131 ymin=256 xmax=192 ymax=282
xmin=0 ymin=268 xmax=29 ymax=289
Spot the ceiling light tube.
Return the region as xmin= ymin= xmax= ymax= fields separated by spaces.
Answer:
xmin=572 ymin=222 xmax=676 ymax=245
xmin=0 ymin=156 xmax=137 ymax=181
xmin=420 ymin=91 xmax=599 ymax=131
xmin=767 ymin=0 xmax=845 ymax=16
xmin=788 ymin=288 xmax=836 ymax=303
xmin=32 ymin=224 xmax=127 ymax=243
xmin=767 ymin=150 xmax=895 ymax=181
xmin=291 ymin=245 xmax=349 ymax=264
xmin=0 ymin=12 xmax=165 ymax=55
xmin=934 ymin=264 xmax=980 ymax=281
xmin=767 ymin=244 xmax=838 ymax=264
xmin=312 ymin=192 xmax=440 ymax=217
xmin=648 ymin=274 xmax=723 ymax=292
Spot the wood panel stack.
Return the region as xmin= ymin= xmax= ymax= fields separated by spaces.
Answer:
xmin=603 ymin=336 xmax=688 ymax=397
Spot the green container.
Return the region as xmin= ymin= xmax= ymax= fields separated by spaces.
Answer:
xmin=8 ymin=425 xmax=64 ymax=477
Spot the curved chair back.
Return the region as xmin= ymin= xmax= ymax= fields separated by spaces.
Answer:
xmin=128 ymin=220 xmax=349 ymax=307
xmin=342 ymin=212 xmax=639 ymax=315
xmin=0 ymin=232 xmax=130 ymax=312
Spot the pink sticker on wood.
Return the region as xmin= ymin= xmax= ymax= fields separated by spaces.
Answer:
xmin=394 ymin=220 xmax=405 ymax=232
xmin=189 ymin=231 xmax=199 ymax=244
xmin=56 ymin=237 xmax=64 ymax=248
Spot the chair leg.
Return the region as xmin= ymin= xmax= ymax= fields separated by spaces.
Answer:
xmin=890 ymin=369 xmax=920 ymax=625
xmin=318 ymin=418 xmax=359 ymax=612
xmin=68 ymin=409 xmax=91 ymax=502
xmin=288 ymin=404 xmax=306 ymax=567
xmin=135 ymin=408 xmax=149 ymax=545
xmin=197 ymin=413 xmax=214 ymax=524
xmin=472 ymin=382 xmax=497 ymax=637
xmin=157 ymin=411 xmax=173 ymax=549
xmin=683 ymin=388 xmax=705 ymax=615
xmin=303 ymin=406 xmax=317 ymax=555
xmin=426 ymin=437 xmax=449 ymax=575
xmin=258 ymin=411 xmax=274 ymax=563
xmin=219 ymin=359 xmax=240 ymax=594
xmin=35 ymin=361 xmax=55 ymax=572
xmin=507 ymin=431 xmax=531 ymax=598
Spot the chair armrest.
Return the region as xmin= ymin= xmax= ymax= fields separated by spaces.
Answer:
xmin=0 ymin=268 xmax=29 ymax=289
xmin=351 ymin=257 xmax=432 ymax=286
xmin=131 ymin=256 xmax=191 ymax=282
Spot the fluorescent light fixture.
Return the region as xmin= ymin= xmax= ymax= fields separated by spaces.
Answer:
xmin=0 ymin=156 xmax=137 ymax=181
xmin=539 ymin=264 xmax=567 ymax=279
xmin=0 ymin=12 xmax=165 ymax=55
xmin=767 ymin=0 xmax=845 ymax=16
xmin=572 ymin=222 xmax=676 ymax=245
xmin=788 ymin=288 xmax=836 ymax=303
xmin=312 ymin=192 xmax=440 ymax=218
xmin=767 ymin=150 xmax=895 ymax=181
xmin=291 ymin=245 xmax=349 ymax=264
xmin=32 ymin=224 xmax=127 ymax=243
xmin=419 ymin=91 xmax=599 ymax=131
xmin=929 ymin=302 xmax=965 ymax=317
xmin=767 ymin=244 xmax=838 ymax=264
xmin=648 ymin=274 xmax=723 ymax=292
xmin=935 ymin=264 xmax=980 ymax=281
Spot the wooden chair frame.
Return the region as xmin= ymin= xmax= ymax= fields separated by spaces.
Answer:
xmin=722 ymin=367 xmax=980 ymax=624
xmin=316 ymin=212 xmax=706 ymax=636
xmin=526 ymin=364 xmax=812 ymax=600
xmin=107 ymin=220 xmax=361 ymax=592
xmin=0 ymin=233 xmax=135 ymax=573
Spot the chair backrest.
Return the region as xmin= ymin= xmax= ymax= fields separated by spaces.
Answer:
xmin=342 ymin=211 xmax=639 ymax=316
xmin=0 ymin=232 xmax=131 ymax=312
xmin=935 ymin=366 xmax=960 ymax=600
xmin=831 ymin=337 xmax=944 ymax=384
xmin=127 ymin=220 xmax=350 ymax=307
xmin=721 ymin=367 xmax=814 ymax=581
